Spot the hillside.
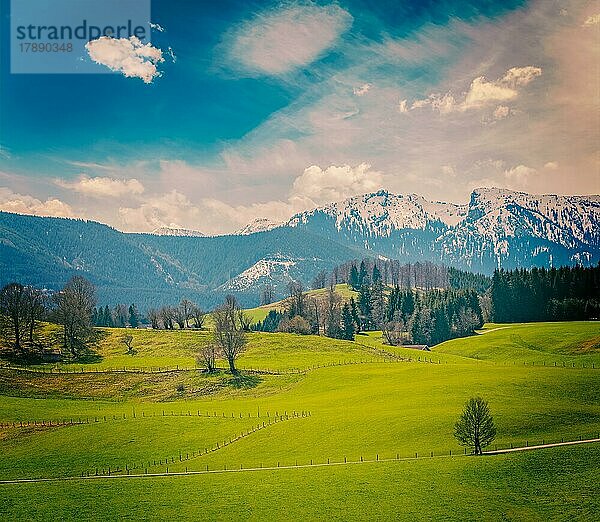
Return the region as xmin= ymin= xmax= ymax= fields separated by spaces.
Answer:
xmin=0 ymin=321 xmax=599 ymax=519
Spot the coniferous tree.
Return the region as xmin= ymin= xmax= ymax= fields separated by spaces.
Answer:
xmin=340 ymin=303 xmax=355 ymax=340
xmin=128 ymin=304 xmax=140 ymax=328
xmin=358 ymin=284 xmax=373 ymax=330
xmin=103 ymin=305 xmax=113 ymax=327
xmin=350 ymin=297 xmax=361 ymax=333
xmin=371 ymin=266 xmax=385 ymax=329
xmin=349 ymin=264 xmax=360 ymax=290
xmin=358 ymin=260 xmax=369 ymax=288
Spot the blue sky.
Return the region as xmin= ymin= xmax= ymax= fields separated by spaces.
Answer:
xmin=0 ymin=0 xmax=598 ymax=233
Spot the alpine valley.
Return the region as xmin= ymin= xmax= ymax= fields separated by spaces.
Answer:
xmin=1 ymin=187 xmax=598 ymax=308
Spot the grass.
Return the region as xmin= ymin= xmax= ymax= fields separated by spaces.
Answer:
xmin=245 ymin=283 xmax=357 ymax=323
xmin=435 ymin=321 xmax=600 ymax=365
xmin=0 ymin=320 xmax=599 ymax=519
xmin=1 ymin=445 xmax=598 ymax=521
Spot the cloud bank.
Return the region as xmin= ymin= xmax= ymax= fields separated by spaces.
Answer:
xmin=56 ymin=176 xmax=145 ymax=198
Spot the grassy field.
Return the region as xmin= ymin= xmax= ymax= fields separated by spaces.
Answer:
xmin=0 ymin=320 xmax=599 ymax=519
xmin=2 ymin=444 xmax=598 ymax=521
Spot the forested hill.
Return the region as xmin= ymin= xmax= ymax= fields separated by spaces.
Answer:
xmin=0 ymin=211 xmax=361 ymax=308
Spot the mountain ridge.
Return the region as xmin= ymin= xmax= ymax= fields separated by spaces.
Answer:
xmin=1 ymin=187 xmax=598 ymax=307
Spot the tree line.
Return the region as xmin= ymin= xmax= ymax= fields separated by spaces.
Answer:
xmin=0 ymin=276 xmax=250 ymax=373
xmin=335 ymin=259 xmax=490 ymax=293
xmin=254 ymin=263 xmax=483 ymax=346
xmin=0 ymin=276 xmax=97 ymax=359
xmin=490 ymin=264 xmax=600 ymax=322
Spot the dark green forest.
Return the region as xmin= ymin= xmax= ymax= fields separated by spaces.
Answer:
xmin=490 ymin=265 xmax=600 ymax=322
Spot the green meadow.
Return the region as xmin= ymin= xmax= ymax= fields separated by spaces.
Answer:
xmin=1 ymin=321 xmax=599 ymax=520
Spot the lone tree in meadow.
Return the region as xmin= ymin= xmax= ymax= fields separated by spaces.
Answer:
xmin=121 ymin=334 xmax=135 ymax=355
xmin=212 ymin=296 xmax=247 ymax=374
xmin=454 ymin=397 xmax=496 ymax=455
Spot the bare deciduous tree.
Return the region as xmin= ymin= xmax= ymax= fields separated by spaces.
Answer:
xmin=260 ymin=284 xmax=275 ymax=306
xmin=122 ymin=334 xmax=135 ymax=355
xmin=191 ymin=305 xmax=206 ymax=329
xmin=159 ymin=306 xmax=175 ymax=330
xmin=54 ymin=276 xmax=97 ymax=357
xmin=24 ymin=287 xmax=46 ymax=345
xmin=311 ymin=270 xmax=328 ymax=290
xmin=287 ymin=281 xmax=306 ymax=318
xmin=113 ymin=304 xmax=128 ymax=328
xmin=382 ymin=319 xmax=406 ymax=346
xmin=212 ymin=298 xmax=247 ymax=374
xmin=179 ymin=299 xmax=194 ymax=328
xmin=197 ymin=343 xmax=217 ymax=373
xmin=147 ymin=309 xmax=161 ymax=329
xmin=0 ymin=283 xmax=28 ymax=354
xmin=454 ymin=397 xmax=496 ymax=455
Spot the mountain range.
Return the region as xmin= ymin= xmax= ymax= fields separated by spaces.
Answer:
xmin=1 ymin=187 xmax=598 ymax=308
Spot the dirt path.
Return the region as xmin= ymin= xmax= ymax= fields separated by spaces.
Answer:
xmin=476 ymin=326 xmax=511 ymax=335
xmin=484 ymin=437 xmax=600 ymax=454
xmin=1 ymin=438 xmax=598 ymax=485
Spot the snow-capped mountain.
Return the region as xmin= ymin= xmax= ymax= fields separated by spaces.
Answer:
xmin=236 ymin=218 xmax=281 ymax=235
xmin=151 ymin=226 xmax=205 ymax=237
xmin=288 ymin=190 xmax=468 ymax=234
xmin=284 ymin=188 xmax=600 ymax=272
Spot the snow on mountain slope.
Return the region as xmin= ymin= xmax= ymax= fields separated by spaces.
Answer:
xmin=151 ymin=226 xmax=205 ymax=237
xmin=236 ymin=218 xmax=281 ymax=235
xmin=283 ymin=187 xmax=600 ymax=270
xmin=218 ymin=255 xmax=297 ymax=292
xmin=287 ymin=190 xmax=467 ymax=237
xmin=466 ymin=188 xmax=600 ymax=248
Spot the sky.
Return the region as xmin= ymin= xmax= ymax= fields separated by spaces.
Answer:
xmin=0 ymin=0 xmax=598 ymax=234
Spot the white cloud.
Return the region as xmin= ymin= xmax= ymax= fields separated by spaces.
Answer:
xmin=583 ymin=14 xmax=600 ymax=26
xmin=56 ymin=176 xmax=145 ymax=198
xmin=410 ymin=66 xmax=542 ymax=114
xmin=353 ymin=83 xmax=372 ymax=96
xmin=118 ymin=190 xmax=201 ymax=231
xmin=442 ymin=165 xmax=456 ymax=177
xmin=398 ymin=99 xmax=408 ymax=113
xmin=290 ymin=163 xmax=383 ymax=206
xmin=544 ymin=161 xmax=559 ymax=170
xmin=493 ymin=105 xmax=510 ymax=120
xmin=0 ymin=188 xmax=74 ymax=218
xmin=149 ymin=22 xmax=165 ymax=32
xmin=86 ymin=36 xmax=164 ymax=83
xmin=117 ymin=163 xmax=384 ymax=233
xmin=224 ymin=4 xmax=352 ymax=75
xmin=503 ymin=164 xmax=537 ymax=187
